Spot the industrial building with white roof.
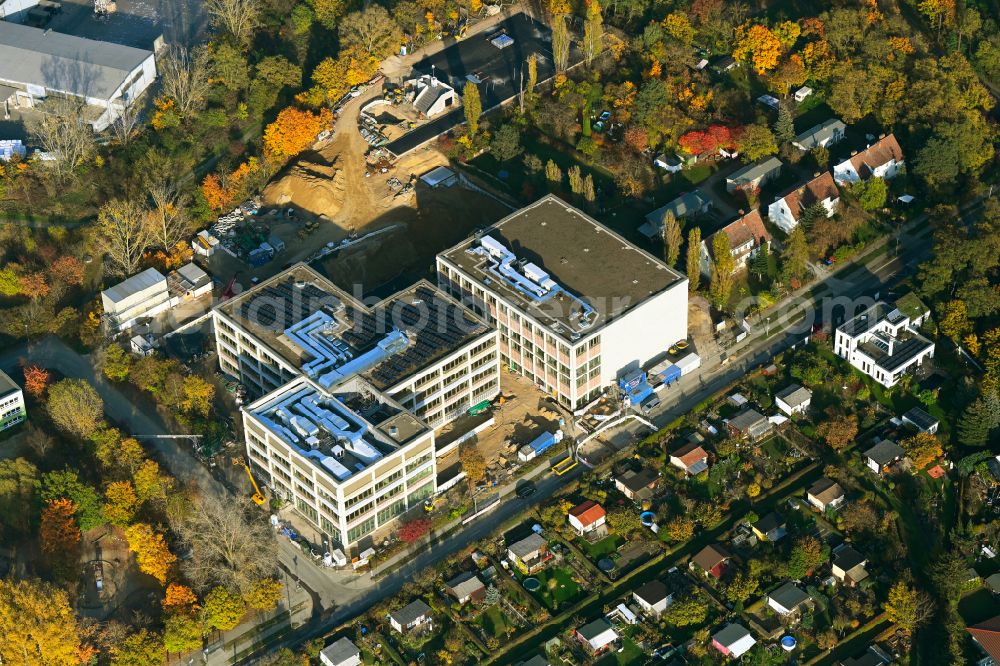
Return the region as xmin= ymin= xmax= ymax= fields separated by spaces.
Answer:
xmin=436 ymin=195 xmax=689 ymax=410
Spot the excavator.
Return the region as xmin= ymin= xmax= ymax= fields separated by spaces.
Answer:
xmin=236 ymin=458 xmax=266 ymax=506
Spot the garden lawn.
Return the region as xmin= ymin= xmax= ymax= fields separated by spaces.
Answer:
xmin=581 ymin=534 xmax=623 ymax=560
xmin=595 ymin=638 xmax=644 ymax=666
xmin=478 ymin=605 xmax=511 ymax=639
xmin=532 ymin=567 xmax=581 ymax=609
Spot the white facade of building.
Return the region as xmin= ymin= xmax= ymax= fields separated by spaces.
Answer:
xmin=834 ymin=302 xmax=935 ymax=388
xmin=767 ymin=188 xmax=838 ymax=234
xmin=101 ymin=268 xmax=171 ymax=333
xmin=243 ymin=376 xmax=437 ymax=549
xmin=0 ymin=370 xmax=25 ymax=432
xmin=437 ymin=196 xmax=688 ymax=410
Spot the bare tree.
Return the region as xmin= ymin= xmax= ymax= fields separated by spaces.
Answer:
xmin=98 ymin=198 xmax=153 ymax=277
xmin=206 ymin=0 xmax=261 ymax=46
xmin=108 ymin=97 xmax=143 ymax=146
xmin=160 ymin=46 xmax=212 ymax=116
xmin=26 ymin=97 xmax=95 ymax=182
xmin=174 ymin=495 xmax=277 ymax=595
xmin=147 ymin=181 xmax=191 ymax=253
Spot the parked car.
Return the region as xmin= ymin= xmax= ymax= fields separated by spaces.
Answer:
xmin=516 ymin=482 xmax=536 ymax=499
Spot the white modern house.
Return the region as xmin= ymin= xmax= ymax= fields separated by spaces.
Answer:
xmin=834 ymin=302 xmax=935 ymax=388
xmin=244 ymin=376 xmax=438 ymax=549
xmin=806 ymin=477 xmax=845 ymax=511
xmin=437 ymin=195 xmax=689 ymax=411
xmin=767 ymin=582 xmax=811 ymax=616
xmin=0 ymin=21 xmax=156 ymax=131
xmin=833 ymin=134 xmax=904 ymax=185
xmin=0 ymin=370 xmax=26 ymax=432
xmin=767 ymin=172 xmax=840 ymax=233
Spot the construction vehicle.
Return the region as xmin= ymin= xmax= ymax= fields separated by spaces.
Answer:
xmin=240 ymin=461 xmax=266 ymax=506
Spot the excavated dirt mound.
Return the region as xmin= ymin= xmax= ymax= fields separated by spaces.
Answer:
xmin=262 ymin=152 xmax=344 ymax=217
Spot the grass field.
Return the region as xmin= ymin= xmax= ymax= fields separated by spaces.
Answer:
xmin=532 ymin=567 xmax=582 ymax=609
xmin=581 ymin=534 xmax=623 ymax=560
xmin=594 ymin=638 xmax=644 ymax=666
xmin=478 ymin=605 xmax=512 ymax=638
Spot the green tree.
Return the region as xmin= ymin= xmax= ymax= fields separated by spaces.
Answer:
xmin=662 ymin=212 xmax=682 ymax=266
xmin=851 ymin=177 xmax=888 ymax=211
xmin=774 ymin=104 xmax=794 ymax=143
xmin=737 ymin=124 xmax=778 ymax=161
xmin=583 ymin=0 xmax=604 ymax=65
xmin=490 ymin=124 xmax=522 ymax=162
xmin=606 ymin=508 xmax=642 ymax=535
xmin=463 ymin=82 xmax=482 ymax=137
xmin=750 ymin=243 xmax=770 ymax=279
xmin=47 ymin=379 xmax=103 ymax=439
xmin=110 ymin=629 xmax=164 ymax=666
xmin=958 ymin=393 xmax=1000 ymax=446
xmin=202 ymin=586 xmax=246 ymax=632
xmin=0 ymin=458 xmax=38 ymax=537
xmin=709 ymin=232 xmax=735 ymax=309
xmin=884 ymin=582 xmax=934 ymax=635
xmin=101 ymin=343 xmax=133 ymax=382
xmin=210 ymin=42 xmax=250 ymax=92
xmin=163 ymin=613 xmax=202 ymax=655
xmin=781 ymin=226 xmax=810 ymax=283
xmin=664 ymin=592 xmax=710 ymax=626
xmin=37 ymin=469 xmax=103 ymax=531
xmin=726 ymin=572 xmax=759 ymax=603
xmin=785 ymin=536 xmax=825 ymax=578
xmin=686 ymin=228 xmax=702 ymax=291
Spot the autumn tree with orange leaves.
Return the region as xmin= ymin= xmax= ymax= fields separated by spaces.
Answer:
xmin=733 ymin=23 xmax=783 ymax=74
xmin=163 ymin=583 xmax=199 ymax=613
xmin=40 ymin=498 xmax=81 ymax=580
xmin=22 ymin=366 xmax=50 ymax=397
xmin=263 ymin=107 xmax=332 ymax=160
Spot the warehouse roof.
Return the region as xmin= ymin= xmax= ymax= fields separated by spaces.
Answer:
xmin=0 ymin=22 xmax=153 ymax=100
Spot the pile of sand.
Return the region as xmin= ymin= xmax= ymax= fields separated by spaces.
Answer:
xmin=262 ymin=155 xmax=344 ymax=217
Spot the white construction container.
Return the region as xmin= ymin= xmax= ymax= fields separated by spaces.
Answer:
xmin=674 ymin=353 xmax=701 ymax=376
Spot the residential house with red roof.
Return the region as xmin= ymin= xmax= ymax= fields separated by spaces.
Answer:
xmin=833 ymin=134 xmax=904 ymax=185
xmin=967 ymin=614 xmax=1000 ymax=665
xmin=698 ymin=210 xmax=772 ymax=277
xmin=669 ymin=441 xmax=710 ymax=475
xmin=567 ymin=500 xmax=606 ymax=536
xmin=767 ymin=172 xmax=841 ymax=233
